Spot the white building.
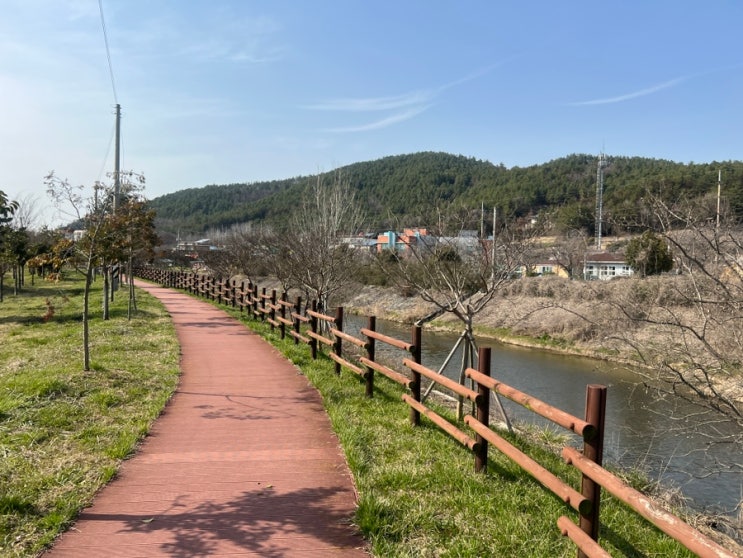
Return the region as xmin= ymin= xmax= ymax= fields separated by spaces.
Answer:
xmin=583 ymin=251 xmax=634 ymax=280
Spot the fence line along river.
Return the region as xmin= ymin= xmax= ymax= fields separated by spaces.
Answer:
xmin=344 ymin=314 xmax=742 ymax=519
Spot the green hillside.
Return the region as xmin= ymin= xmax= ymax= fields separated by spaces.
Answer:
xmin=148 ymin=152 xmax=743 ymax=235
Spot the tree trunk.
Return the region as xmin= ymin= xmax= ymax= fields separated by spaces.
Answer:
xmin=456 ymin=339 xmax=469 ymax=420
xmin=102 ymin=264 xmax=110 ymax=320
xmin=83 ymin=258 xmax=93 ymax=371
xmin=127 ymin=255 xmax=135 ymax=319
xmin=111 ymin=263 xmax=117 ymax=302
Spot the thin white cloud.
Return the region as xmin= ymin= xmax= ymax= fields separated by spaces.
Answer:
xmin=307 ymin=63 xmax=502 ymax=113
xmin=437 ymin=62 xmax=509 ymax=92
xmin=569 ymin=76 xmax=688 ymax=106
xmin=177 ymin=14 xmax=286 ymax=65
xmin=306 ymin=90 xmax=433 ymax=112
xmin=308 ymin=64 xmax=499 ymax=132
xmin=324 ymin=105 xmax=433 ymax=133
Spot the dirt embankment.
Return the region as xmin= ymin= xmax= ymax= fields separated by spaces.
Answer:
xmin=341 ymin=276 xmax=742 ymax=402
xmin=342 ymin=277 xmax=644 ymax=360
xmin=249 ymin=274 xmax=740 ymax=405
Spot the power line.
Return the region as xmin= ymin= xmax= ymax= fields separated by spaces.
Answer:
xmin=98 ymin=0 xmax=118 ymax=104
xmin=97 ymin=120 xmax=116 ymax=182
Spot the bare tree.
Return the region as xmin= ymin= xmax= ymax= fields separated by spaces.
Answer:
xmin=201 ymin=224 xmax=271 ymax=283
xmin=256 ymin=228 xmax=298 ymax=295
xmin=284 ymin=171 xmax=364 ymax=311
xmin=11 ymin=193 xmax=43 ymax=232
xmin=380 ymin=206 xmax=541 ymax=419
xmin=549 ymin=228 xmax=590 ymax=279
xmin=610 ymin=194 xmax=743 ymax=445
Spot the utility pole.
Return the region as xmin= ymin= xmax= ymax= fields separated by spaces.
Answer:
xmin=111 ymin=103 xmax=122 ymax=298
xmin=113 ymin=103 xmax=121 ymax=214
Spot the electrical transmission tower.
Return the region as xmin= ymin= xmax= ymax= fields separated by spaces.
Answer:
xmin=595 ymin=152 xmax=607 ymax=250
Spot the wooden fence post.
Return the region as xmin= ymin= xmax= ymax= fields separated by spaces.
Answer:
xmin=333 ymin=306 xmax=343 ymax=375
xmin=269 ymin=289 xmax=277 ymax=330
xmin=310 ymin=300 xmax=318 ymax=359
xmin=279 ymin=292 xmax=287 ymax=339
xmin=364 ymin=316 xmax=376 ymax=398
xmin=260 ymin=287 xmax=267 ymax=321
xmin=474 ymin=346 xmax=491 ymax=473
xmin=250 ymin=285 xmax=261 ymax=319
xmin=409 ymin=325 xmax=422 ymax=426
xmin=237 ymin=280 xmax=245 ymax=313
xmin=579 ymin=384 xmax=607 ymax=556
xmin=293 ymin=296 xmax=301 ymax=345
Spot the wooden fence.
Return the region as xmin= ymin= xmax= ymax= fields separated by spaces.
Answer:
xmin=133 ymin=267 xmax=735 ymax=558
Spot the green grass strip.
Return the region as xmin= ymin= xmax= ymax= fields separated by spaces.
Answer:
xmin=0 ymin=274 xmax=179 ymax=557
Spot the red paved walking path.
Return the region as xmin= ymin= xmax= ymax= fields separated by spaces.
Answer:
xmin=44 ymin=281 xmax=369 ymax=557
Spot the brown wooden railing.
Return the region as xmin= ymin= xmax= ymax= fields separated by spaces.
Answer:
xmin=133 ymin=267 xmax=735 ymax=558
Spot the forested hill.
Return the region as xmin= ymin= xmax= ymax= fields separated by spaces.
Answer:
xmin=149 ymin=152 xmax=743 ymax=235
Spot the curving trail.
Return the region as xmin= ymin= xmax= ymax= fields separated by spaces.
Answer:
xmin=44 ymin=280 xmax=368 ymax=557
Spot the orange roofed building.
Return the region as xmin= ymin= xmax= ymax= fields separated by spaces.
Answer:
xmin=377 ymin=228 xmax=429 ymax=255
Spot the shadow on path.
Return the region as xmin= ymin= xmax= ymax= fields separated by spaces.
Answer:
xmin=77 ymin=486 xmax=362 ymax=556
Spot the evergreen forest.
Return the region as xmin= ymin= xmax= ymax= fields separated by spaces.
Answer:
xmin=148 ymin=152 xmax=743 ymax=237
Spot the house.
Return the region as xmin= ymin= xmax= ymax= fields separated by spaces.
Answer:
xmin=377 ymin=228 xmax=429 ymax=255
xmin=338 ymin=234 xmax=378 ymax=254
xmin=528 ymin=260 xmax=570 ymax=278
xmin=436 ymin=230 xmax=481 ymax=256
xmin=583 ymin=251 xmax=634 ymax=280
xmin=175 ymin=239 xmax=220 ymax=259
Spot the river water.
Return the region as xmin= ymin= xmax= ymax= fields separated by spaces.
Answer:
xmin=343 ymin=315 xmax=742 ymax=518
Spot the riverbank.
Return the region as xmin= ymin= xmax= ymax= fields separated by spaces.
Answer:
xmin=232 ymin=309 xmax=739 ymax=556
xmin=341 ymin=276 xmax=743 ymax=404
xmin=341 ymin=279 xmax=659 ymax=361
xmin=341 ymin=278 xmax=743 ymax=544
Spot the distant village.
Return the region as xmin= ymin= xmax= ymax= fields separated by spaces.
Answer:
xmin=170 ymin=226 xmax=634 ymax=282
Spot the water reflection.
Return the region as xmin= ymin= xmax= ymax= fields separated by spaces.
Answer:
xmin=343 ymin=314 xmax=742 ymax=516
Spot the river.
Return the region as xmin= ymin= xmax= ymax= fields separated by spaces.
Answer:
xmin=343 ymin=314 xmax=742 ymax=519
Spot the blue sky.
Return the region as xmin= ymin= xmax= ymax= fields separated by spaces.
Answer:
xmin=1 ymin=1 xmax=742 ymax=225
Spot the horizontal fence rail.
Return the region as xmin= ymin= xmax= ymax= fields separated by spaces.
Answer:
xmin=133 ymin=266 xmax=734 ymax=558
xmin=465 ymin=368 xmax=597 ymax=441
xmin=562 ymin=447 xmax=737 ymax=558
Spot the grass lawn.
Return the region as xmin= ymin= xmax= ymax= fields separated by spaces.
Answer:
xmin=0 ymin=273 xmax=179 ymax=557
